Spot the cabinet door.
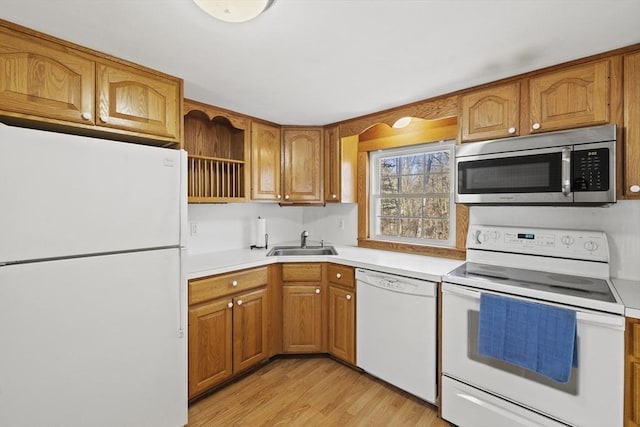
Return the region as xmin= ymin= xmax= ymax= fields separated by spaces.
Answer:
xmin=282 ymin=128 xmax=323 ymax=202
xmin=624 ymin=51 xmax=640 ymax=198
xmin=626 ymin=318 xmax=640 ymax=427
xmin=233 ymin=288 xmax=268 ymax=373
xmin=0 ymin=26 xmax=95 ymax=125
xmin=251 ymin=122 xmax=282 ymax=201
xmin=282 ymin=284 xmax=323 ymax=353
xmin=96 ymin=62 xmax=180 ymax=140
xmin=188 ymin=298 xmax=233 ymax=398
xmin=528 ymin=60 xmax=609 ymax=133
xmin=324 ymin=125 xmax=341 ymax=202
xmin=460 ymin=82 xmax=519 ymax=142
xmin=328 ymin=285 xmax=355 ymax=364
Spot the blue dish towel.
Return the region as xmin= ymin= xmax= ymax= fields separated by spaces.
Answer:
xmin=478 ymin=293 xmax=577 ymax=383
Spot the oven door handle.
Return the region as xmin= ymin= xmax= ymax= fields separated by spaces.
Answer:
xmin=576 ymin=311 xmax=625 ymax=329
xmin=442 ymin=284 xmax=480 ymax=300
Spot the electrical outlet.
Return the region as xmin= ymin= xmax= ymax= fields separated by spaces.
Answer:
xmin=190 ymin=222 xmax=198 ymax=236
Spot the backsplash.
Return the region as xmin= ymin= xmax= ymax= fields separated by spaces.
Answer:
xmin=186 ymin=203 xmax=358 ymax=254
xmin=187 ymin=200 xmax=639 ymax=280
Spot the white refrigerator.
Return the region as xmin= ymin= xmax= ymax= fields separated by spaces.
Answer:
xmin=0 ymin=123 xmax=188 ymax=427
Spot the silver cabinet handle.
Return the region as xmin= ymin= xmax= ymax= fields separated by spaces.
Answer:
xmin=227 ymin=302 xmax=233 ymax=309
xmin=346 ymin=294 xmax=352 ymax=301
xmin=237 ymin=299 xmax=243 ymax=306
xmin=285 ymin=194 xmax=290 ymax=200
xmin=277 ymin=194 xmax=282 ymax=199
xmin=336 ymin=273 xmax=342 ymax=279
xmin=508 ymin=127 xmax=516 ymax=134
xmin=315 ymin=288 xmax=320 ymax=294
xmin=232 ymin=280 xmax=238 ymax=287
xmin=332 ymin=194 xmax=337 ymax=199
xmin=532 ymin=122 xmax=541 ymax=130
xmin=81 ymin=112 xmax=92 ymax=121
xmin=630 ymin=185 xmax=640 ymax=193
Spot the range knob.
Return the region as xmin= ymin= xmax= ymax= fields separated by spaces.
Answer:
xmin=560 ymin=235 xmax=575 ymax=246
xmin=584 ymin=240 xmax=598 ymax=252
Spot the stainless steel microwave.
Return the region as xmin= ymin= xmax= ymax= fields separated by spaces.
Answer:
xmin=455 ymin=124 xmax=616 ymax=205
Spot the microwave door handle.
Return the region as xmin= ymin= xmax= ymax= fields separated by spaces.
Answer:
xmin=562 ymin=147 xmax=572 ymax=197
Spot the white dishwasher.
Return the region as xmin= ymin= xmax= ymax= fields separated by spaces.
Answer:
xmin=356 ymin=268 xmax=438 ymax=404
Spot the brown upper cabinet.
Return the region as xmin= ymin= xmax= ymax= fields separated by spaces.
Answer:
xmin=251 ymin=126 xmax=323 ymax=203
xmin=282 ymin=128 xmax=323 ymax=203
xmin=0 ymin=21 xmax=182 ymax=147
xmin=251 ymin=121 xmax=282 ymax=201
xmin=460 ymin=82 xmax=520 ymax=142
xmin=526 ymin=59 xmax=610 ymax=133
xmin=624 ymin=50 xmax=640 ymax=198
xmin=460 ymin=59 xmax=611 ymax=142
xmin=324 ymin=126 xmax=357 ymax=203
xmin=183 ymin=99 xmax=250 ymax=202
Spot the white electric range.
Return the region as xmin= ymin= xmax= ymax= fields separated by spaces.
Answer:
xmin=441 ymin=225 xmax=625 ymax=427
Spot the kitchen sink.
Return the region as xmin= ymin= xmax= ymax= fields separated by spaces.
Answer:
xmin=266 ymin=245 xmax=338 ymax=256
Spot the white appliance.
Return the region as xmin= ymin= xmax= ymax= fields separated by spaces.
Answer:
xmin=0 ymin=123 xmax=188 ymax=427
xmin=441 ymin=225 xmax=625 ymax=427
xmin=356 ymin=268 xmax=437 ymax=403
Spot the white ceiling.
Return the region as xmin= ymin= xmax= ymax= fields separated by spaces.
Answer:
xmin=3 ymin=0 xmax=640 ymax=126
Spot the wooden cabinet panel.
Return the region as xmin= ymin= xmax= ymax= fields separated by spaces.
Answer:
xmin=282 ymin=284 xmax=323 ymax=353
xmin=282 ymin=128 xmax=323 ymax=202
xmin=188 ymin=298 xmax=233 ymax=398
xmin=233 ymin=288 xmax=268 ymax=373
xmin=624 ymin=51 xmax=640 ymax=198
xmin=460 ymin=82 xmax=519 ymax=142
xmin=327 ymin=263 xmax=355 ymax=289
xmin=97 ymin=62 xmax=180 ymax=139
xmin=251 ymin=121 xmax=281 ymax=201
xmin=626 ymin=318 xmax=640 ymax=427
xmin=0 ymin=26 xmax=95 ymax=125
xmin=189 ymin=267 xmax=268 ymax=305
xmin=282 ymin=263 xmax=322 ymax=282
xmin=528 ymin=60 xmax=610 ymax=133
xmin=328 ymin=285 xmax=355 ymax=364
xmin=324 ymin=125 xmax=341 ymax=202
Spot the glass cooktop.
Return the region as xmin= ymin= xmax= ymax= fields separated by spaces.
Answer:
xmin=446 ymin=262 xmax=616 ymax=303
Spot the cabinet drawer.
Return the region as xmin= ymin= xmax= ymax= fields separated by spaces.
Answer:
xmin=189 ymin=267 xmax=268 ymax=305
xmin=327 ymin=264 xmax=354 ymax=289
xmin=282 ymin=263 xmax=322 ymax=282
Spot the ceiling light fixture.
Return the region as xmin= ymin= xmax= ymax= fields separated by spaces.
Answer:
xmin=392 ymin=117 xmax=412 ymax=129
xmin=193 ymin=0 xmax=275 ymax=23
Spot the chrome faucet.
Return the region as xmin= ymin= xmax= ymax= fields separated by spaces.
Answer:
xmin=300 ymin=230 xmax=309 ymax=248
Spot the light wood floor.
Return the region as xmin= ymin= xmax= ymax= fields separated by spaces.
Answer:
xmin=188 ymin=357 xmax=451 ymax=427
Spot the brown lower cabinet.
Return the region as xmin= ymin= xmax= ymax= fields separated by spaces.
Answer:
xmin=626 ymin=317 xmax=640 ymax=427
xmin=188 ymin=262 xmax=357 ymax=399
xmin=282 ymin=263 xmax=324 ymax=353
xmin=327 ymin=263 xmax=356 ymax=364
xmin=188 ymin=268 xmax=268 ymax=399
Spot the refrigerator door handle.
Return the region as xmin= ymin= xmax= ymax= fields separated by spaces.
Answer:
xmin=179 ymin=248 xmax=186 ymax=338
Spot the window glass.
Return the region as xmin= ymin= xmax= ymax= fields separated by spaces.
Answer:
xmin=370 ymin=142 xmax=455 ymax=246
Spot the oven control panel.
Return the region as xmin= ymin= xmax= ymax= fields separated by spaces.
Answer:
xmin=467 ymin=225 xmax=609 ymax=262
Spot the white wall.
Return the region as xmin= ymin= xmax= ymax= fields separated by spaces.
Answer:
xmin=187 ymin=203 xmax=304 ymax=253
xmin=186 ymin=202 xmax=358 ymax=254
xmin=187 ymin=200 xmax=639 ymax=280
xmin=470 ymin=201 xmax=640 ymax=280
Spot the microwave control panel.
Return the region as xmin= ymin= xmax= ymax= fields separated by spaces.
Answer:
xmin=572 ymin=148 xmax=609 ymax=191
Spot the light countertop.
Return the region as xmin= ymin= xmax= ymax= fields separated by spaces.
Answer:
xmin=187 ymin=244 xmax=640 ymax=318
xmin=612 ymin=278 xmax=640 ymax=319
xmin=187 ymin=244 xmax=464 ymax=283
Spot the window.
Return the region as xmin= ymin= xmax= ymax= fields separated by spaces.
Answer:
xmin=369 ymin=141 xmax=455 ymax=247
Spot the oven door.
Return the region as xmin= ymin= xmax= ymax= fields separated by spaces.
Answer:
xmin=455 ymin=146 xmax=570 ymax=204
xmin=441 ymin=283 xmax=624 ymax=427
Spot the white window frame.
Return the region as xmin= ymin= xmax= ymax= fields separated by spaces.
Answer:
xmin=369 ymin=140 xmax=456 ymax=247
